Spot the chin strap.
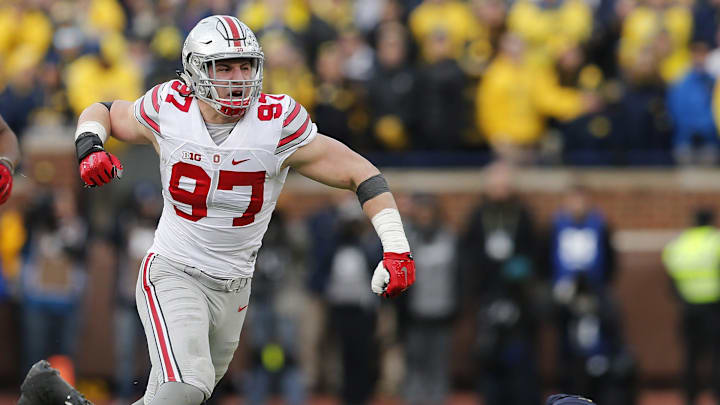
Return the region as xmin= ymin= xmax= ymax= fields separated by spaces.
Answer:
xmin=175 ymin=70 xmax=196 ymax=96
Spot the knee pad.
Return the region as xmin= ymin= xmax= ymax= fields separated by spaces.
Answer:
xmin=150 ymin=382 xmax=205 ymax=405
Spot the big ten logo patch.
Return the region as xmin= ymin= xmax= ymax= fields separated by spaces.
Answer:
xmin=182 ymin=151 xmax=202 ymax=162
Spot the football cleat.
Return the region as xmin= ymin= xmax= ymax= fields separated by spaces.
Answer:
xmin=18 ymin=360 xmax=93 ymax=405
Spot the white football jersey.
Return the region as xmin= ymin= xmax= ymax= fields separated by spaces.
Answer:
xmin=133 ymin=80 xmax=316 ymax=278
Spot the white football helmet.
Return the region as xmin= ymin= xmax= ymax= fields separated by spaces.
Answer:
xmin=181 ymin=15 xmax=264 ymax=117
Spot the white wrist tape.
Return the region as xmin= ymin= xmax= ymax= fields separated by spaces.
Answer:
xmin=75 ymin=121 xmax=108 ymax=143
xmin=371 ymin=208 xmax=410 ymax=253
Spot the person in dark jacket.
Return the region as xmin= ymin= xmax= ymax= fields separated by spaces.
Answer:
xmin=549 ymin=183 xmax=636 ymax=405
xmin=459 ymin=160 xmax=541 ymax=405
xmin=399 ymin=193 xmax=459 ymax=405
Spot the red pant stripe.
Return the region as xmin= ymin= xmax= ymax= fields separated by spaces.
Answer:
xmin=141 ymin=252 xmax=180 ymax=382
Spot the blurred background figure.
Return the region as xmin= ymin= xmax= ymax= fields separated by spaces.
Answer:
xmin=613 ymin=0 xmax=680 ymax=162
xmin=19 ymin=188 xmax=88 ymax=377
xmin=64 ymin=31 xmax=143 ymax=120
xmin=477 ymin=34 xmax=602 ymax=164
xmin=618 ymin=0 xmax=692 ymax=85
xmin=398 ymin=193 xmax=459 ymax=405
xmin=459 ymin=160 xmax=541 ymax=405
xmin=408 ymin=0 xmax=479 ymax=63
xmin=667 ymin=40 xmax=717 ymax=166
xmin=110 ymin=181 xmax=161 ymax=403
xmin=240 ymin=211 xmax=306 ymax=405
xmin=261 ymin=31 xmax=316 ymax=114
xmin=414 ymin=28 xmax=468 ymax=150
xmin=0 ymin=2 xmax=53 ymax=94
xmin=366 ymin=21 xmax=417 ymax=150
xmin=550 ymin=183 xmax=615 ymax=300
xmin=324 ymin=198 xmax=381 ymax=405
xmin=313 ymin=41 xmax=370 ymax=151
xmin=303 ymin=194 xmax=343 ymax=396
xmin=303 ymin=194 xmax=382 ymax=405
xmin=663 ymin=208 xmax=720 ymax=405
xmin=552 ymin=271 xmax=636 ymax=405
xmin=506 ymin=0 xmax=592 ymax=66
xmin=551 ymin=43 xmax=615 ymax=165
xmin=549 ymin=182 xmax=636 ymax=405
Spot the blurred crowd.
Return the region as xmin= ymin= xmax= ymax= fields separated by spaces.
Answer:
xmin=0 ymin=159 xmax=652 ymax=405
xmin=3 ymin=0 xmax=720 ymax=165
xmin=4 ymin=0 xmax=720 ymax=404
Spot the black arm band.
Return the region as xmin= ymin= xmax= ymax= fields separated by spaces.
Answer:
xmin=75 ymin=132 xmax=106 ymax=163
xmin=99 ymin=101 xmax=113 ymax=111
xmin=356 ymin=174 xmax=390 ymax=206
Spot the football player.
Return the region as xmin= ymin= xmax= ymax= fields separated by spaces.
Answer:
xmin=19 ymin=15 xmax=415 ymax=405
xmin=0 ymin=114 xmax=20 ymax=204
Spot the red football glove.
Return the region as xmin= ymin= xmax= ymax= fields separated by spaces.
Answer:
xmin=79 ymin=151 xmax=123 ymax=187
xmin=0 ymin=162 xmax=12 ymax=205
xmin=371 ymin=252 xmax=415 ymax=298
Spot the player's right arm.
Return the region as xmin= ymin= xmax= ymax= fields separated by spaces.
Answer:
xmin=75 ymin=100 xmax=154 ymax=187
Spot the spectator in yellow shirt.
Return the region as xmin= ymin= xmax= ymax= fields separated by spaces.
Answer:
xmin=619 ymin=0 xmax=693 ymax=83
xmin=507 ymin=0 xmax=592 ymax=65
xmin=65 ymin=33 xmax=143 ymax=118
xmin=87 ymin=0 xmax=126 ymax=35
xmin=0 ymin=3 xmax=53 ymax=84
xmin=239 ymin=0 xmax=312 ymax=36
xmin=261 ymin=32 xmax=316 ymax=113
xmin=477 ymin=34 xmax=601 ymax=161
xmin=409 ymin=0 xmax=481 ymax=62
xmin=462 ymin=0 xmax=508 ymax=77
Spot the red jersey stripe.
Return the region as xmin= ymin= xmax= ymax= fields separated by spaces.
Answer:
xmin=140 ymin=97 xmax=160 ymax=132
xmin=278 ymin=116 xmax=310 ymax=147
xmin=283 ymin=101 xmax=301 ymax=127
xmin=151 ymin=85 xmax=161 ymax=113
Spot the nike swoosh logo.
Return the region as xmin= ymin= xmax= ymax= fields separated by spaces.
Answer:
xmin=232 ymin=159 xmax=249 ymax=165
xmin=238 ymin=305 xmax=248 ymax=312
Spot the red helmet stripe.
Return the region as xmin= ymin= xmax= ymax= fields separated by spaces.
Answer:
xmin=222 ymin=16 xmax=242 ymax=47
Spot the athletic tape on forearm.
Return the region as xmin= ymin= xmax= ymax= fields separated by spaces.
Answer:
xmin=371 ymin=208 xmax=410 ymax=253
xmin=74 ymin=121 xmax=108 ymax=143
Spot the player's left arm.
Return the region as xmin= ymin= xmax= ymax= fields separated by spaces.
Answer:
xmin=283 ymin=134 xmax=415 ymax=298
xmin=0 ymin=115 xmax=20 ymax=204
